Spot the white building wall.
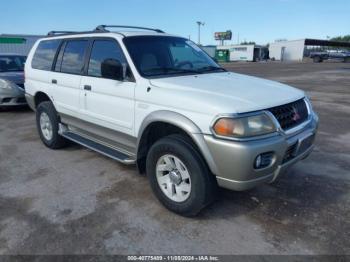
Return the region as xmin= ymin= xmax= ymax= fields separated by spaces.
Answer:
xmin=269 ymin=39 xmax=305 ymax=61
xmin=202 ymin=46 xmax=216 ymax=58
xmin=217 ymin=44 xmax=255 ymax=62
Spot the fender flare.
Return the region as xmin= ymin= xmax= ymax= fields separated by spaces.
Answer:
xmin=136 ymin=110 xmax=219 ymax=175
xmin=31 ymin=91 xmax=52 ymax=109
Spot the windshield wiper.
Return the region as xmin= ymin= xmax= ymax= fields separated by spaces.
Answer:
xmin=143 ymin=67 xmax=202 ymax=75
xmin=198 ymin=66 xmax=226 ymax=73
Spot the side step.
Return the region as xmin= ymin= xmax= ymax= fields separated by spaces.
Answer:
xmin=61 ymin=131 xmax=136 ymax=165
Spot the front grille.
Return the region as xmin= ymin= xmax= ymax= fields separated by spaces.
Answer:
xmin=268 ymin=99 xmax=308 ymax=130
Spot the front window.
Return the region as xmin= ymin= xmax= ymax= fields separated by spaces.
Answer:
xmin=123 ymin=36 xmax=225 ymax=78
xmin=87 ymin=39 xmax=132 ymax=80
xmin=0 ymin=55 xmax=26 ymax=72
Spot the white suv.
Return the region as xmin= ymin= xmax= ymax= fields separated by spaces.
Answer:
xmin=25 ymin=25 xmax=318 ymax=216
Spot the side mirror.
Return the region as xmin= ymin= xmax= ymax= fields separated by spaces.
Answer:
xmin=101 ymin=58 xmax=125 ymax=81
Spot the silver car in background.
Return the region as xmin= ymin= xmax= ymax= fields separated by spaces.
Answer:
xmin=0 ymin=54 xmax=27 ymax=107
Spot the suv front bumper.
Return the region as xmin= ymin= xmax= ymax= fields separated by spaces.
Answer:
xmin=204 ymin=112 xmax=319 ymax=191
xmin=0 ymin=87 xmax=26 ymax=107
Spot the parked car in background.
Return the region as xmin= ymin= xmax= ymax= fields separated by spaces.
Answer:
xmin=310 ymin=50 xmax=350 ymax=63
xmin=25 ymin=25 xmax=319 ymax=216
xmin=0 ymin=54 xmax=27 ymax=107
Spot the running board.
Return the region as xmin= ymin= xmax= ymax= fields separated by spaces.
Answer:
xmin=60 ymin=131 xmax=136 ymax=165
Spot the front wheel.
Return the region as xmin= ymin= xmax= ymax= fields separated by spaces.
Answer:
xmin=146 ymin=135 xmax=216 ymax=216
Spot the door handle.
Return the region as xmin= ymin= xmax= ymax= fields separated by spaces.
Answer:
xmin=84 ymin=85 xmax=92 ymax=91
xmin=52 ymin=79 xmax=57 ymax=84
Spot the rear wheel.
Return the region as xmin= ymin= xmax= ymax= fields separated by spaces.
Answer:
xmin=146 ymin=135 xmax=216 ymax=216
xmin=36 ymin=101 xmax=68 ymax=149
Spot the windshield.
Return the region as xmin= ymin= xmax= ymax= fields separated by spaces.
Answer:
xmin=0 ymin=55 xmax=26 ymax=72
xmin=123 ymin=36 xmax=224 ymax=78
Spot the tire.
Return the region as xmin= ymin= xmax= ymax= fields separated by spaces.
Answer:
xmin=313 ymin=56 xmax=322 ymax=63
xmin=36 ymin=101 xmax=68 ymax=149
xmin=146 ymin=134 xmax=216 ymax=216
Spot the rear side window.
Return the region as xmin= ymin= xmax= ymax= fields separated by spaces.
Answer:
xmin=31 ymin=40 xmax=61 ymax=70
xmin=60 ymin=40 xmax=88 ymax=75
xmin=88 ymin=40 xmax=127 ymax=78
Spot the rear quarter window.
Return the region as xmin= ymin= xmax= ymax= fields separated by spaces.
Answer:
xmin=31 ymin=39 xmax=61 ymax=71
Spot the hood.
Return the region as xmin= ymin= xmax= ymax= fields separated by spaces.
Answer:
xmin=149 ymin=72 xmax=305 ymax=114
xmin=0 ymin=71 xmax=24 ymax=84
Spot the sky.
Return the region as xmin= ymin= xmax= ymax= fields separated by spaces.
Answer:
xmin=1 ymin=0 xmax=349 ymax=45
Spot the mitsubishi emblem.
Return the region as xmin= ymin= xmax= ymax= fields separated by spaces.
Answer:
xmin=292 ymin=106 xmax=301 ymax=121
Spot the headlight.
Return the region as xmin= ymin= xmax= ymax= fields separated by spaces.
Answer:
xmin=0 ymin=79 xmax=16 ymax=90
xmin=212 ymin=113 xmax=277 ymax=138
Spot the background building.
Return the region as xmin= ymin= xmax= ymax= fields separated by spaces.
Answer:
xmin=0 ymin=34 xmax=42 ymax=55
xmin=269 ymin=39 xmax=305 ymax=61
xmin=217 ymin=44 xmax=268 ymax=62
xmin=269 ymin=39 xmax=350 ymax=61
xmin=201 ymin=45 xmax=216 ymax=58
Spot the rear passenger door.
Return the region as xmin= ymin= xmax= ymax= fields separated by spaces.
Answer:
xmin=79 ymin=38 xmax=136 ymax=136
xmin=50 ymin=39 xmax=88 ymax=117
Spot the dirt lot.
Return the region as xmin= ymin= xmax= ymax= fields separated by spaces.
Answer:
xmin=0 ymin=61 xmax=349 ymax=255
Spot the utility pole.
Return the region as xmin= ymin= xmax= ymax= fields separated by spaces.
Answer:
xmin=196 ymin=21 xmax=205 ymax=45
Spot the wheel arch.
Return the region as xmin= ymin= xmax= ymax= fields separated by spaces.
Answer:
xmin=136 ymin=110 xmax=219 ymax=175
xmin=34 ymin=91 xmax=52 ymax=108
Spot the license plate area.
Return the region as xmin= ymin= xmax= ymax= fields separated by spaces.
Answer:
xmin=283 ymin=133 xmax=315 ymax=164
xmin=295 ymin=133 xmax=315 ymax=156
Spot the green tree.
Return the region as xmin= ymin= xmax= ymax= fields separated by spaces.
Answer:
xmin=240 ymin=41 xmax=256 ymax=45
xmin=330 ymin=35 xmax=350 ymax=42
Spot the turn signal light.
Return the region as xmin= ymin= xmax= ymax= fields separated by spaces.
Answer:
xmin=213 ymin=118 xmax=236 ymax=136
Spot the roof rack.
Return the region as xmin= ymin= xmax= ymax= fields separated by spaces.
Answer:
xmin=47 ymin=30 xmax=99 ymax=36
xmin=47 ymin=25 xmax=165 ymax=37
xmin=95 ymin=25 xmax=165 ymax=33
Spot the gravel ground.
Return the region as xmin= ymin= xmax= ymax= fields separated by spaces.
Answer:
xmin=0 ymin=61 xmax=349 ymax=255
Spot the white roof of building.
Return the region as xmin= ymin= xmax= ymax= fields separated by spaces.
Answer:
xmin=0 ymin=34 xmax=44 ymax=38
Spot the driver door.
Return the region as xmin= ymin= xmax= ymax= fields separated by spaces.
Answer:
xmin=79 ymin=38 xmax=135 ymax=136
